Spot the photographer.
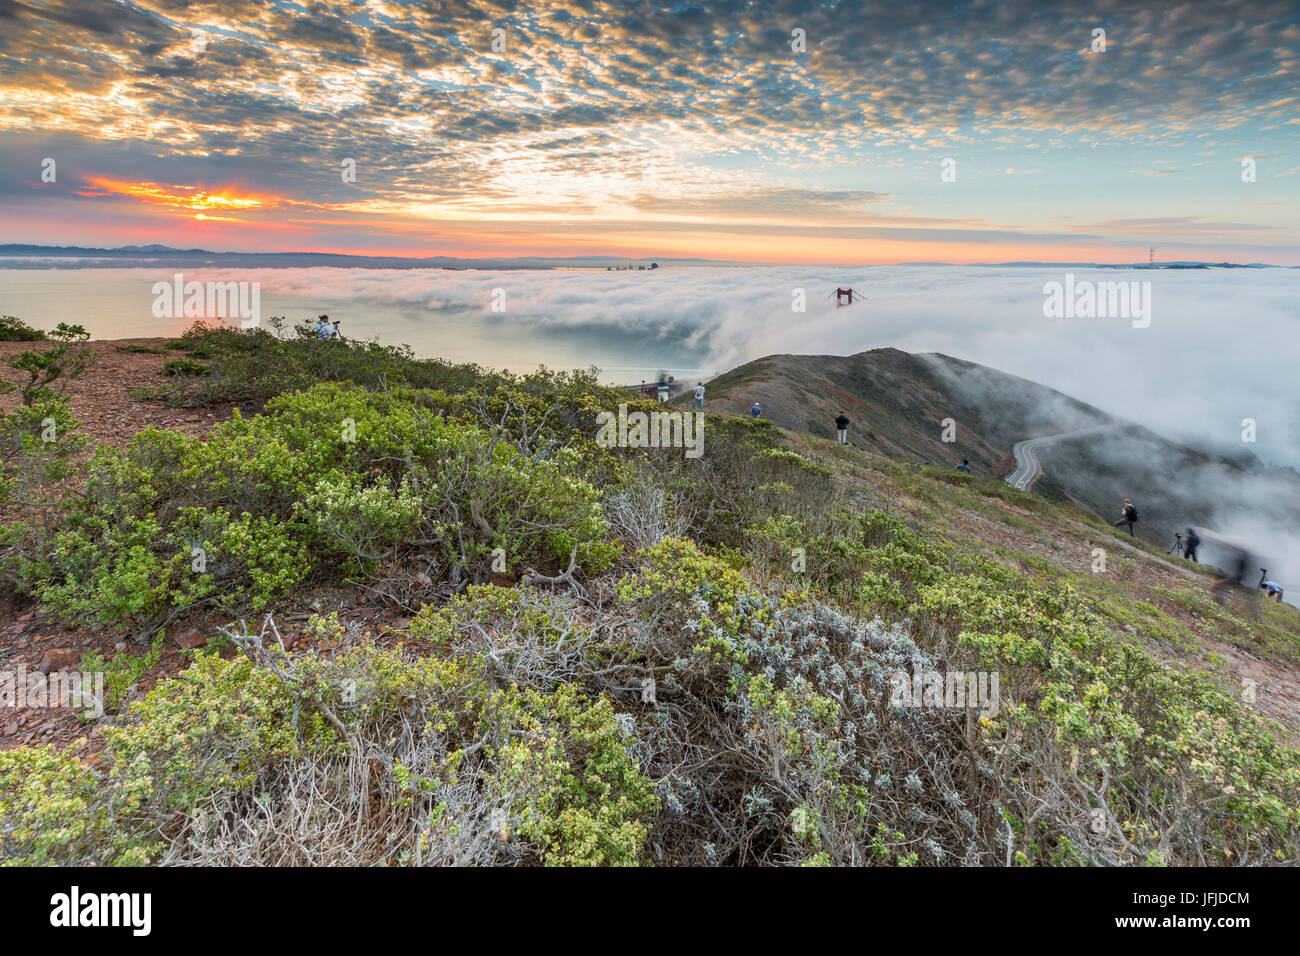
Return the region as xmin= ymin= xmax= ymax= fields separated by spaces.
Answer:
xmin=314 ymin=314 xmax=337 ymax=340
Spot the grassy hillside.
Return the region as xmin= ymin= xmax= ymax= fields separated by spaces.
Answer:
xmin=1 ymin=323 xmax=1297 ymax=866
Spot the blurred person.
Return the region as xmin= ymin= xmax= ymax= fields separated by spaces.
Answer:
xmin=751 ymin=401 xmax=762 ymax=418
xmin=956 ymin=457 xmax=972 ymax=474
xmin=1212 ymin=545 xmax=1250 ymax=605
xmin=835 ymin=413 xmax=849 ymax=444
xmin=693 ymin=382 xmax=705 ymax=410
xmin=1183 ymin=527 xmax=1200 ymax=562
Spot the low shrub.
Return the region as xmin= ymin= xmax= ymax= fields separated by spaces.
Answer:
xmin=162 ymin=358 xmax=210 ymax=377
xmin=31 ymin=382 xmax=615 ymax=628
xmin=0 ymin=315 xmax=46 ymax=342
xmin=0 ymin=633 xmax=656 ymax=867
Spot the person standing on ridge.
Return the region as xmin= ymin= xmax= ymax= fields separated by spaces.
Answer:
xmin=751 ymin=401 xmax=762 ymax=418
xmin=1183 ymin=527 xmax=1200 ymax=562
xmin=315 ymin=314 xmax=338 ymax=340
xmin=835 ymin=413 xmax=849 ymax=444
xmin=1115 ymin=498 xmax=1139 ymax=536
xmin=956 ymin=458 xmax=972 ymax=474
xmin=693 ymin=382 xmax=705 ymax=411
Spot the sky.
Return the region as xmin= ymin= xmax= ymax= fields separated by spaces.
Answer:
xmin=0 ymin=0 xmax=1297 ymax=264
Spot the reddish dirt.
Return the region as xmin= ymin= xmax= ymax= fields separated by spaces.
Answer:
xmin=0 ymin=337 xmax=254 ymax=447
xmin=0 ymin=339 xmax=384 ymax=756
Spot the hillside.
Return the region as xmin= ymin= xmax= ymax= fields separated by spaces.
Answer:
xmin=702 ymin=348 xmax=1300 ymax=575
xmin=701 ymin=347 xmax=1112 ymax=471
xmin=1 ymin=324 xmax=1298 ymax=867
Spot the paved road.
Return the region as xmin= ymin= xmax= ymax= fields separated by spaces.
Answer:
xmin=1005 ymin=425 xmax=1113 ymax=491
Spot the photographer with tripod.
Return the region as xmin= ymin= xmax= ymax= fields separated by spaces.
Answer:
xmin=314 ymin=314 xmax=342 ymax=340
xmin=1259 ymin=570 xmax=1285 ymax=603
xmin=1170 ymin=527 xmax=1200 ymax=562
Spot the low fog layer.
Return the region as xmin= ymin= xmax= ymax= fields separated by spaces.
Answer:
xmin=4 ymin=264 xmax=1295 ymax=472
xmin=236 ymin=264 xmax=1298 ymax=470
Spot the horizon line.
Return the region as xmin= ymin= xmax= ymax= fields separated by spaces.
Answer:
xmin=0 ymin=242 xmax=1286 ymax=269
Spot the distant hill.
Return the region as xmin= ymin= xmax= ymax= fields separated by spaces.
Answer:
xmin=701 ymin=347 xmax=1112 ymax=471
xmin=0 ymin=244 xmax=1281 ymax=269
xmin=702 ymin=348 xmax=1300 ymax=564
xmin=0 ymin=243 xmax=733 ymax=270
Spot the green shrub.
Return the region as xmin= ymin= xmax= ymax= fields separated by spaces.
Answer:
xmin=0 ymin=315 xmax=46 ymax=342
xmin=80 ymin=632 xmax=166 ymax=711
xmin=0 ymin=396 xmax=88 ymax=591
xmin=0 ymin=640 xmax=655 ymax=866
xmin=34 ymin=382 xmax=614 ymax=627
xmin=0 ymin=746 xmax=158 ymax=866
xmin=162 ymin=358 xmax=210 ymax=377
xmin=2 ymin=323 xmax=95 ymax=406
xmin=485 ymin=683 xmax=657 ymax=865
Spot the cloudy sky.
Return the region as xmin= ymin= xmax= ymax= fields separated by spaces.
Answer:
xmin=1 ymin=0 xmax=1297 ymax=263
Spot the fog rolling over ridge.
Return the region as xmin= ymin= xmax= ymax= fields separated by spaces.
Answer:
xmin=137 ymin=263 xmax=1295 ymax=468
xmin=920 ymin=354 xmax=1300 ymax=605
xmin=2 ymin=264 xmax=1295 ymax=473
xmin=703 ymin=344 xmax=1300 ymax=605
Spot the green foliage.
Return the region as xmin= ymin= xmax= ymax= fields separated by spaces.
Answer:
xmin=619 ymin=413 xmax=837 ymax=552
xmin=34 ymin=382 xmax=613 ymax=627
xmin=0 ymin=641 xmax=655 ymax=866
xmin=3 ymin=323 xmax=95 ymax=407
xmin=3 ymin=319 xmax=1297 ymax=868
xmin=0 ymin=396 xmax=88 ymax=591
xmin=486 ymin=683 xmax=657 ymax=865
xmin=162 ymin=358 xmax=210 ymax=377
xmin=81 ymin=632 xmax=166 ymax=711
xmin=0 ymin=746 xmax=158 ymax=866
xmin=407 ymin=583 xmax=574 ymax=649
xmin=0 ymin=315 xmax=47 ymax=342
xmin=617 ymin=536 xmax=757 ymax=654
xmin=747 ymin=508 xmax=948 ymax=612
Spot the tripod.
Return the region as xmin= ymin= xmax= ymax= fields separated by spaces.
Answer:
xmin=1167 ymin=534 xmax=1185 ymax=556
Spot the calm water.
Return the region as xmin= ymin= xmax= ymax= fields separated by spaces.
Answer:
xmin=0 ymin=266 xmax=715 ymax=386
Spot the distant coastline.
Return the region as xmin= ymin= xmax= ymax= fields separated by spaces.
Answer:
xmin=0 ymin=244 xmax=1288 ymax=270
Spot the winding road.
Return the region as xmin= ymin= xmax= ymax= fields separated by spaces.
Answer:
xmin=1005 ymin=425 xmax=1114 ymax=491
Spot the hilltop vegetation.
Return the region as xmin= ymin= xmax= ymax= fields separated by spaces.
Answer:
xmin=1 ymin=322 xmax=1297 ymax=866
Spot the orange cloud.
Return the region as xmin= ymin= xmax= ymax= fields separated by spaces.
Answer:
xmin=85 ymin=177 xmax=269 ymax=215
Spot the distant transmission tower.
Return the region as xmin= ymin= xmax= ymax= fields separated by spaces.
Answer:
xmin=1148 ymin=247 xmax=1155 ymax=267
